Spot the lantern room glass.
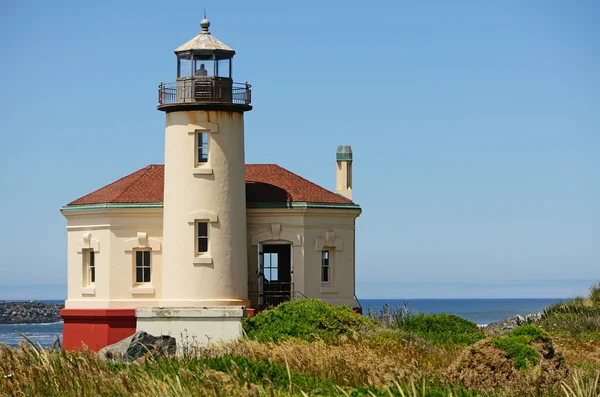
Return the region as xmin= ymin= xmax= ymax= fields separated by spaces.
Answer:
xmin=177 ymin=54 xmax=192 ymax=78
xmin=216 ymin=58 xmax=231 ymax=78
xmin=176 ymin=53 xmax=232 ymax=79
xmin=193 ymin=56 xmax=214 ymax=77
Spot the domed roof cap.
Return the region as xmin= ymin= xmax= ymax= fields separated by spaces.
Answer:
xmin=336 ymin=145 xmax=353 ymax=161
xmin=174 ymin=17 xmax=235 ymax=55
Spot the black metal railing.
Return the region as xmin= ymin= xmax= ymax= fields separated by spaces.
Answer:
xmin=158 ymin=79 xmax=251 ymax=106
xmin=248 ymin=282 xmax=294 ymax=310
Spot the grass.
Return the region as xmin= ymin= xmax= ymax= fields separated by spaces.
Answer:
xmin=5 ymin=292 xmax=600 ymax=396
xmin=538 ymin=289 xmax=600 ymax=342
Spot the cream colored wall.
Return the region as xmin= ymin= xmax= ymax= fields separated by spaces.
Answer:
xmin=63 ymin=208 xmax=163 ymax=308
xmin=161 ymin=110 xmax=248 ymax=306
xmin=336 ymin=161 xmax=352 ymax=200
xmin=246 ymin=208 xmax=360 ymax=307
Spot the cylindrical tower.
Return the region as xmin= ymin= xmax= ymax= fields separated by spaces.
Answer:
xmin=158 ymin=18 xmax=252 ymax=306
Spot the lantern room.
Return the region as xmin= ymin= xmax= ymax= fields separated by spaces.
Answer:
xmin=157 ymin=18 xmax=251 ymax=110
xmin=175 ymin=18 xmax=234 ymax=80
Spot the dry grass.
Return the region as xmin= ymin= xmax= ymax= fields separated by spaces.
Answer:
xmin=0 ymin=343 xmax=288 ymax=396
xmin=446 ymin=338 xmax=569 ymax=395
xmin=197 ymin=336 xmax=455 ymax=389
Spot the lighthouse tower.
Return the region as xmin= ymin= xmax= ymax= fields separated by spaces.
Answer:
xmin=136 ymin=17 xmax=252 ymax=341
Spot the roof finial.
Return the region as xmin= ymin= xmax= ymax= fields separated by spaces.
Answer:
xmin=200 ymin=9 xmax=210 ymax=33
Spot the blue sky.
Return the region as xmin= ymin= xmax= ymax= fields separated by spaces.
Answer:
xmin=0 ymin=0 xmax=598 ymax=300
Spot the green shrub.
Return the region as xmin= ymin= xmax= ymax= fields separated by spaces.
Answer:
xmin=539 ymin=299 xmax=600 ymax=341
xmin=399 ymin=313 xmax=485 ymax=347
xmin=242 ymin=299 xmax=378 ymax=343
xmin=493 ymin=325 xmax=550 ymax=370
xmin=589 ymin=282 xmax=600 ymax=305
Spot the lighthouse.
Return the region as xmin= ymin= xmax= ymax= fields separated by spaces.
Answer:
xmin=135 ymin=17 xmax=252 ymax=340
xmin=60 ymin=17 xmax=362 ymax=352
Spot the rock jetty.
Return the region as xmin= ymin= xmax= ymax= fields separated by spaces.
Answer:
xmin=0 ymin=301 xmax=64 ymax=324
xmin=484 ymin=313 xmax=542 ymax=335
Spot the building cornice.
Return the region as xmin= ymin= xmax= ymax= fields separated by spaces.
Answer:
xmin=247 ymin=202 xmax=361 ymax=211
xmin=63 ymin=201 xmax=361 ymax=212
xmin=61 ymin=203 xmax=164 ymax=212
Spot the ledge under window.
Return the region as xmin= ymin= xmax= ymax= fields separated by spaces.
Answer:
xmin=192 ymin=256 xmax=213 ymax=265
xmin=130 ymin=286 xmax=155 ymax=295
xmin=81 ymin=286 xmax=96 ymax=296
xmin=192 ymin=167 xmax=213 ymax=176
xmin=320 ymin=286 xmax=339 ymax=294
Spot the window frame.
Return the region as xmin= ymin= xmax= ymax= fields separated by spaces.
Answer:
xmin=134 ymin=249 xmax=152 ymax=284
xmin=196 ymin=131 xmax=209 ymax=165
xmin=82 ymin=248 xmax=96 ymax=287
xmin=196 ymin=221 xmax=209 ymax=255
xmin=321 ymin=250 xmax=330 ymax=285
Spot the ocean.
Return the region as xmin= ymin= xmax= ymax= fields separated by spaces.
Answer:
xmin=0 ymin=298 xmax=564 ymax=348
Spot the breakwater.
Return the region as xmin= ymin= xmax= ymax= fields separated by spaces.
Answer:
xmin=0 ymin=301 xmax=63 ymax=324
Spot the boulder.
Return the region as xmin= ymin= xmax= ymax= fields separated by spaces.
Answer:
xmin=484 ymin=313 xmax=542 ymax=335
xmin=98 ymin=331 xmax=176 ymax=362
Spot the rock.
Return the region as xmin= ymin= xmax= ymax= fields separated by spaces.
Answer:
xmin=98 ymin=334 xmax=136 ymax=361
xmin=484 ymin=313 xmax=542 ymax=335
xmin=0 ymin=301 xmax=63 ymax=324
xmin=98 ymin=331 xmax=176 ymax=362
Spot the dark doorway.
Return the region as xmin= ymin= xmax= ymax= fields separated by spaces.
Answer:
xmin=259 ymin=244 xmax=292 ymax=308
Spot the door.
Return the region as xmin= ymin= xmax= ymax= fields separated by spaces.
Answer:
xmin=260 ymin=244 xmax=292 ymax=307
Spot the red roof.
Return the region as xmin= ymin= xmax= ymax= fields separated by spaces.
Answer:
xmin=68 ymin=164 xmax=353 ymax=206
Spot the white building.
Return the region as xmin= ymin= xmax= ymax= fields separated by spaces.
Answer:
xmin=60 ymin=18 xmax=361 ymax=351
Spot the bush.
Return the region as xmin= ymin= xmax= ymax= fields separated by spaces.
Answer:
xmin=242 ymin=299 xmax=378 ymax=343
xmin=539 ymin=299 xmax=600 ymax=341
xmin=399 ymin=313 xmax=485 ymax=347
xmin=589 ymin=282 xmax=600 ymax=305
xmin=492 ymin=325 xmax=550 ymax=370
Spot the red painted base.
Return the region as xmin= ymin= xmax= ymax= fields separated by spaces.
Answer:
xmin=60 ymin=308 xmax=137 ymax=352
xmin=352 ymin=307 xmax=363 ymax=315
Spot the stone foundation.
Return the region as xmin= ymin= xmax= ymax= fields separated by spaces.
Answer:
xmin=135 ymin=306 xmax=245 ymax=347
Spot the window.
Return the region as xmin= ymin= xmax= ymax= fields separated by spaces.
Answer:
xmin=321 ymin=250 xmax=330 ymax=284
xmin=83 ymin=249 xmax=95 ymax=286
xmin=197 ymin=132 xmax=208 ymax=164
xmin=197 ymin=222 xmax=209 ymax=254
xmin=264 ymin=252 xmax=279 ymax=282
xmin=135 ymin=250 xmax=151 ymax=283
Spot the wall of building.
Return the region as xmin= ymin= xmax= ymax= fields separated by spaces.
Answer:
xmin=161 ymin=110 xmax=248 ymax=306
xmin=63 ymin=208 xmax=163 ymax=308
xmin=64 ymin=204 xmax=359 ymax=310
xmin=246 ymin=207 xmax=360 ymax=307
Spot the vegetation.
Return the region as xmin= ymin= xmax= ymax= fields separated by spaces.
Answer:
xmin=400 ymin=313 xmax=485 ymax=347
xmin=242 ymin=299 xmax=378 ymax=343
xmin=492 ymin=325 xmax=550 ymax=369
xmin=539 ymin=288 xmax=600 ymax=342
xmin=3 ymin=290 xmax=600 ymax=396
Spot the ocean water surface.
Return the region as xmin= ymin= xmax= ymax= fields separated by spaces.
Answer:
xmin=0 ymin=298 xmax=565 ymax=348
xmin=361 ymin=298 xmax=563 ymax=326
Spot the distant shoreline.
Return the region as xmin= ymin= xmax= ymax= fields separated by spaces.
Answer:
xmin=0 ymin=301 xmax=63 ymax=324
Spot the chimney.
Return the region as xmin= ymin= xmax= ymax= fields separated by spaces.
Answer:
xmin=336 ymin=145 xmax=353 ymax=200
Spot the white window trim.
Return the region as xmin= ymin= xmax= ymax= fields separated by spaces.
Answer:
xmin=123 ymin=232 xmax=160 ymax=295
xmin=187 ymin=211 xmax=218 ymax=266
xmin=133 ymin=248 xmax=152 ymax=285
xmin=189 ymin=123 xmax=219 ymax=176
xmin=77 ymin=232 xmax=100 ymax=296
xmin=321 ymin=250 xmax=331 ymax=286
xmin=82 ymin=248 xmax=96 ymax=288
xmin=314 ymin=231 xmax=343 ymax=292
